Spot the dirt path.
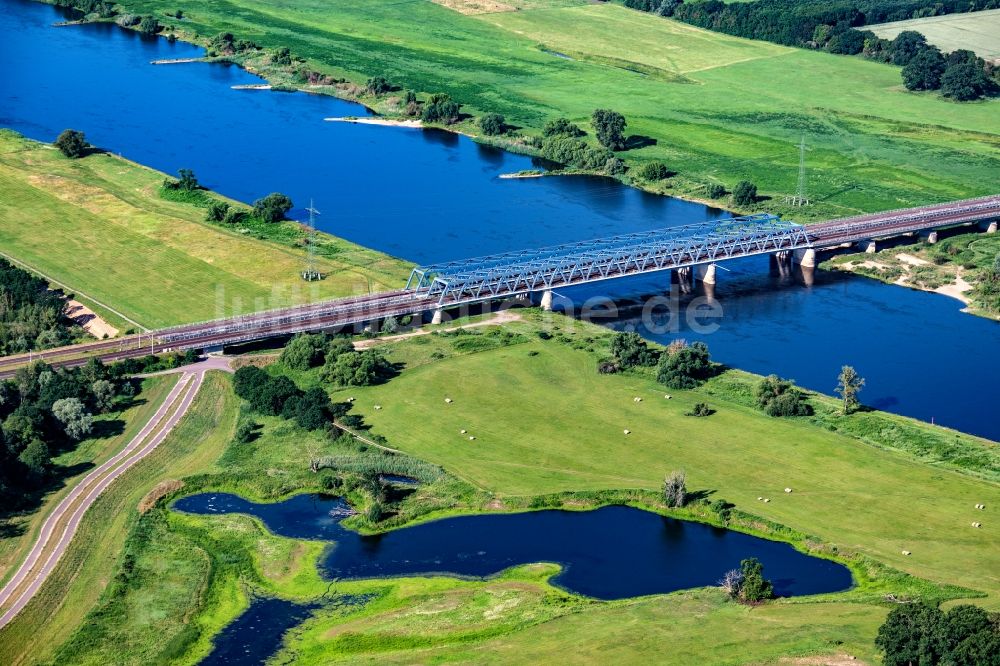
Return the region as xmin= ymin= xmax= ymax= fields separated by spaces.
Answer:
xmin=65 ymin=299 xmax=119 ymax=339
xmin=0 ymin=363 xmax=215 ymax=629
xmin=354 ymin=310 xmax=523 ymax=350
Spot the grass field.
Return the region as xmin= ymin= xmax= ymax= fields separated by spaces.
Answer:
xmin=869 ymin=9 xmax=1000 ymax=62
xmin=0 ymin=131 xmax=411 ymax=329
xmin=4 ymin=316 xmax=998 ymax=664
xmin=112 ymin=0 xmax=1000 ymax=218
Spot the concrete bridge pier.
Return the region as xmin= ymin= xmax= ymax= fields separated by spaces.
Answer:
xmin=792 ymin=248 xmax=816 ymax=268
xmin=694 ymin=263 xmax=717 ymax=285
xmin=984 ymin=220 xmax=998 ymax=234
xmin=540 ymin=289 xmax=554 ymax=312
xmin=431 ymin=308 xmax=444 ymax=325
xmin=857 ymin=240 xmax=877 ymax=254
xmin=920 ymin=231 xmax=938 ymax=244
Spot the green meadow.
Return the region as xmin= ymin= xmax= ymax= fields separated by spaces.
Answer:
xmin=113 ymin=0 xmax=1000 ymax=218
xmin=0 ymin=131 xmax=410 ymax=329
xmin=5 ymin=313 xmax=996 ymax=664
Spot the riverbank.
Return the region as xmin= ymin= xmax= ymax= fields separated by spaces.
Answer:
xmin=0 ymin=130 xmax=411 ymax=328
xmin=822 ymin=231 xmax=1000 ymax=320
xmin=5 ymin=310 xmax=997 ymax=664
xmin=46 ymin=0 xmax=1000 ymax=221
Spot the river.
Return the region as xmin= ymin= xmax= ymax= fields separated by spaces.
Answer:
xmin=1 ymin=0 xmax=997 ymax=439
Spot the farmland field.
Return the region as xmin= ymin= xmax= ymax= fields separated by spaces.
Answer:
xmin=869 ymin=9 xmax=1000 ymax=62
xmin=112 ymin=0 xmax=1000 ymax=218
xmin=0 ymin=131 xmax=411 ymax=329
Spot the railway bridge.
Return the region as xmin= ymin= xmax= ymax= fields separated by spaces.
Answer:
xmin=1 ymin=194 xmax=997 ymax=377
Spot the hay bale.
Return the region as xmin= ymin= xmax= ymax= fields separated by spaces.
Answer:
xmin=468 ymin=436 xmax=476 ymax=441
xmin=902 ymin=550 xmax=911 ymax=556
xmin=445 ymin=398 xmax=453 ymax=404
xmin=623 ymin=429 xmax=631 ymax=435
xmin=784 ymin=488 xmax=792 ymax=493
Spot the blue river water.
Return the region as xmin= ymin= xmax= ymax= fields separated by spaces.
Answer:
xmin=1 ymin=0 xmax=998 ymax=439
xmin=174 ymin=492 xmax=853 ymax=600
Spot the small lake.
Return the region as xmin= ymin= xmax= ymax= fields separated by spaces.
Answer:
xmin=173 ymin=493 xmax=853 ymax=600
xmin=3 ymin=0 xmax=999 ymax=440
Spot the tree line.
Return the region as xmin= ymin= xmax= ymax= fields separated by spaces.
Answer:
xmin=624 ymin=0 xmax=999 ymax=101
xmin=0 ymin=258 xmax=77 ymax=355
xmin=0 ymin=359 xmax=133 ymax=512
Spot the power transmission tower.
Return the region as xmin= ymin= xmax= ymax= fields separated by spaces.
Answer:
xmin=784 ymin=136 xmax=810 ymax=207
xmin=301 ymin=199 xmax=322 ymax=281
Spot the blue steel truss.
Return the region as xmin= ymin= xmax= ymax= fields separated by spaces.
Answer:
xmin=408 ymin=215 xmax=812 ymax=305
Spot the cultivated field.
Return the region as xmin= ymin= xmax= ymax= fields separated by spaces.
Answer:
xmin=869 ymin=9 xmax=1000 ymax=62
xmin=116 ymin=0 xmax=1000 ymax=218
xmin=0 ymin=131 xmax=411 ymax=329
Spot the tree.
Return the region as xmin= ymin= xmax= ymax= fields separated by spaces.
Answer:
xmin=18 ymin=438 xmax=49 ymax=478
xmin=478 ymin=113 xmax=506 ymax=136
xmin=54 ymin=129 xmax=88 ymax=158
xmin=206 ymin=201 xmax=230 ymax=222
xmin=890 ymin=31 xmax=928 ymax=66
xmin=234 ymin=419 xmax=257 ymax=443
xmin=137 ymin=15 xmax=160 ymax=35
xmin=591 ymin=109 xmax=627 ymax=151
xmin=252 ymin=375 xmax=300 ymax=415
xmin=380 ymin=316 xmax=399 ymax=335
xmin=738 ymin=558 xmax=774 ymax=602
xmin=663 ymin=470 xmax=686 ymax=508
xmin=51 ymin=397 xmax=94 ymax=440
xmin=876 ymin=603 xmax=948 ymax=666
xmin=421 ymin=93 xmax=461 ymax=124
xmin=902 ymin=47 xmax=946 ymax=91
xmin=252 ymin=192 xmax=293 ymax=223
xmin=941 ymin=60 xmax=991 ymax=101
xmin=826 ymin=28 xmax=866 ymax=55
xmin=365 ymin=76 xmax=391 ymax=95
xmin=271 ymin=47 xmax=292 ymax=66
xmin=542 ymin=117 xmax=584 ymax=138
xmin=706 ymin=183 xmax=726 ymax=199
xmin=755 ymin=375 xmax=812 ymax=417
xmin=638 ymin=161 xmax=669 ymax=181
xmin=280 ymin=333 xmax=328 ymax=370
xmin=176 ymin=168 xmax=199 ymax=191
xmin=322 ymin=349 xmax=391 ymax=387
xmin=835 ymin=365 xmax=864 ymax=414
xmin=609 ymin=332 xmax=658 ymax=368
xmin=732 ymin=180 xmax=757 ymax=206
xmin=91 ymin=379 xmax=116 ymax=413
xmin=657 ymin=341 xmax=712 ymax=389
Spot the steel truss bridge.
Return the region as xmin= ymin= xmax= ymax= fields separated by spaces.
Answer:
xmin=408 ymin=214 xmax=810 ymax=305
xmin=0 ymin=194 xmax=997 ymax=377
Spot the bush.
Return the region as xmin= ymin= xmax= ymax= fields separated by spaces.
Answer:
xmin=755 ymin=375 xmax=813 ymax=417
xmin=54 ymin=129 xmax=87 ymax=158
xmin=137 ymin=16 xmax=160 ymax=35
xmin=732 ymin=180 xmax=757 ymax=206
xmin=478 ymin=112 xmax=506 ymax=136
xmin=280 ymin=332 xmax=329 ymax=370
xmin=685 ymin=402 xmax=714 ymax=417
xmin=365 ymin=76 xmax=391 ymax=95
xmin=252 ymin=192 xmax=293 ymax=223
xmin=609 ymin=331 xmax=658 ymax=368
xmin=710 ymin=499 xmax=734 ymax=521
xmin=421 ymin=93 xmax=461 ymax=124
xmin=205 ymin=201 xmax=230 ymax=222
xmin=706 ymin=183 xmax=726 ymax=199
xmin=234 ymin=419 xmax=257 ymax=443
xmin=657 ymin=341 xmax=712 ymax=389
xmin=542 ymin=117 xmax=584 ymax=138
xmin=638 ymin=161 xmax=670 ymax=181
xmin=663 ymin=470 xmax=686 ymax=507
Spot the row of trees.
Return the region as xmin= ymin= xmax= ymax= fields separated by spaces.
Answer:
xmin=900 ymin=37 xmax=997 ymax=100
xmin=232 ymin=365 xmax=347 ymax=430
xmin=1 ymin=359 xmax=130 ymax=508
xmin=0 ymin=258 xmax=76 ymax=355
xmin=876 ymin=602 xmax=1000 ymax=666
xmin=624 ymin=0 xmax=999 ymax=101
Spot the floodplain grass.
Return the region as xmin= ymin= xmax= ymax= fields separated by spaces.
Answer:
xmin=9 ymin=316 xmax=1000 ymax=665
xmin=868 ymin=8 xmax=1000 ymax=62
xmin=0 ymin=131 xmax=411 ymax=329
xmin=109 ymin=0 xmax=1000 ymax=218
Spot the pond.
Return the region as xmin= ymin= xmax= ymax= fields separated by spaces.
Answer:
xmin=173 ymin=492 xmax=853 ymax=601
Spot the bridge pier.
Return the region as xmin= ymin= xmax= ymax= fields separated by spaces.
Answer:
xmin=920 ymin=231 xmax=938 ymax=244
xmin=792 ymin=248 xmax=816 ymax=268
xmin=674 ymin=267 xmax=693 ymax=293
xmin=857 ymin=240 xmax=877 ymax=254
xmin=540 ymin=289 xmax=554 ymax=312
xmin=984 ymin=221 xmax=998 ymax=234
xmin=694 ymin=263 xmax=717 ymax=285
xmin=431 ymin=308 xmax=444 ymax=325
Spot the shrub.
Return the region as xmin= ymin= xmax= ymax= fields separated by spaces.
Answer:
xmin=280 ymin=332 xmax=329 ymax=370
xmin=421 ymin=93 xmax=461 ymax=124
xmin=710 ymin=499 xmax=733 ymax=521
xmin=478 ymin=112 xmax=506 ymax=136
xmin=609 ymin=331 xmax=658 ymax=368
xmin=252 ymin=192 xmax=293 ymax=223
xmin=137 ymin=16 xmax=160 ymax=35
xmin=234 ymin=419 xmax=257 ymax=443
xmin=365 ymin=76 xmax=391 ymax=95
xmin=663 ymin=470 xmax=686 ymax=507
xmin=542 ymin=117 xmax=584 ymax=138
xmin=205 ymin=201 xmax=230 ymax=222
xmin=657 ymin=341 xmax=712 ymax=389
xmin=54 ymin=129 xmax=87 ymax=158
xmin=638 ymin=161 xmax=669 ymax=181
xmin=732 ymin=180 xmax=757 ymax=206
xmin=755 ymin=375 xmax=813 ymax=417
xmin=706 ymin=183 xmax=726 ymax=199
xmin=604 ymin=157 xmax=626 ymax=175
xmin=685 ymin=402 xmax=714 ymax=417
